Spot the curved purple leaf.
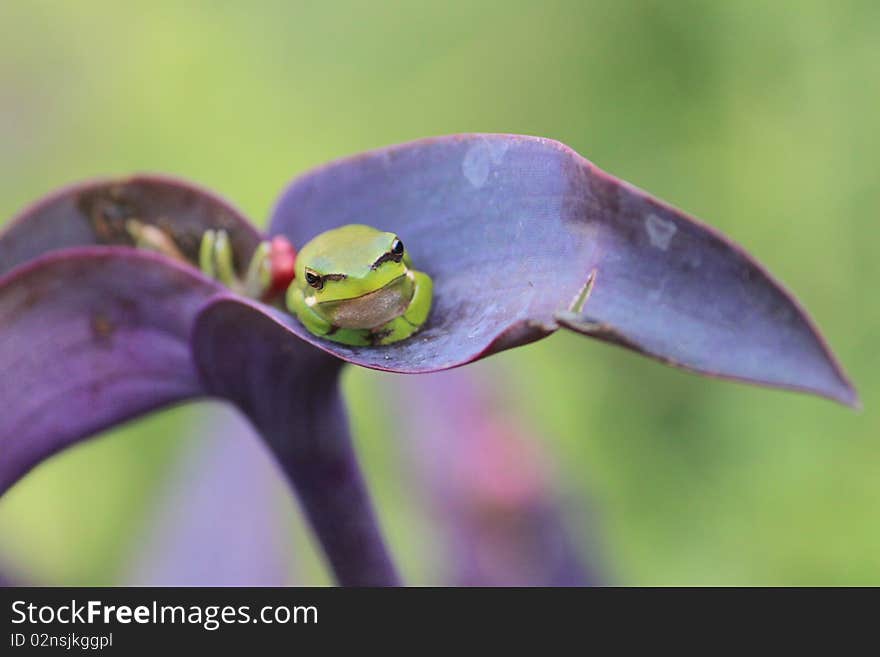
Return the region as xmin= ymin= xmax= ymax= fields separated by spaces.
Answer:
xmin=192 ymin=297 xmax=400 ymax=586
xmin=1 ymin=175 xmax=263 ymax=279
xmin=0 ymin=248 xmax=222 ymax=494
xmin=269 ymin=134 xmax=856 ymax=405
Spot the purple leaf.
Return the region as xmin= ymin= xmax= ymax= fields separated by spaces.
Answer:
xmin=269 ymin=134 xmax=856 ymax=405
xmin=192 ymin=297 xmax=400 ymax=586
xmin=0 ymin=175 xmax=263 ymax=279
xmin=0 ymin=248 xmax=222 ymax=494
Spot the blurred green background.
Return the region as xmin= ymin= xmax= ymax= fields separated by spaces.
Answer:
xmin=0 ymin=0 xmax=877 ymax=585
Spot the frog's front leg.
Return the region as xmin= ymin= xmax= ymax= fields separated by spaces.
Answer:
xmin=287 ymin=286 xmax=333 ymax=336
xmin=374 ymin=271 xmax=433 ymax=345
xmin=285 ymin=286 xmax=370 ymax=345
xmin=403 ymin=271 xmax=432 ymax=327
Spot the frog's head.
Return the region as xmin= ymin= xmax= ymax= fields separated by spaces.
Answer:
xmin=294 ymin=224 xmax=416 ymax=329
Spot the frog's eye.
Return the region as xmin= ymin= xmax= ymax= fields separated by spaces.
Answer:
xmin=391 ymin=238 xmax=404 ymax=259
xmin=304 ymin=269 xmax=323 ymax=290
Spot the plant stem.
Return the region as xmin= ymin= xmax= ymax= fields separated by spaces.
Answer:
xmin=265 ymin=372 xmax=400 ymax=586
xmin=195 ymin=310 xmax=400 ymax=586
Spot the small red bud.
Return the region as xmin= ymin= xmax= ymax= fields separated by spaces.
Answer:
xmin=264 ymin=236 xmax=297 ymax=301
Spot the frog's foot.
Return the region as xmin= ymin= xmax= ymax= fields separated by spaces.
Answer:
xmin=325 ymin=327 xmax=375 ymax=347
xmin=369 ymin=315 xmax=420 ymax=345
xmin=288 ymin=312 xmax=414 ymax=348
xmin=311 ymin=319 xmax=417 ymax=347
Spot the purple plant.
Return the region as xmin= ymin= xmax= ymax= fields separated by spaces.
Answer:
xmin=0 ymin=134 xmax=857 ymax=586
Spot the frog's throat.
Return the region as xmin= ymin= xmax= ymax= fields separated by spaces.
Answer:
xmin=312 ymin=272 xmax=415 ymax=330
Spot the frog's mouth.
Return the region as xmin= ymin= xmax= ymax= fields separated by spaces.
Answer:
xmin=318 ymin=272 xmax=415 ymax=330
